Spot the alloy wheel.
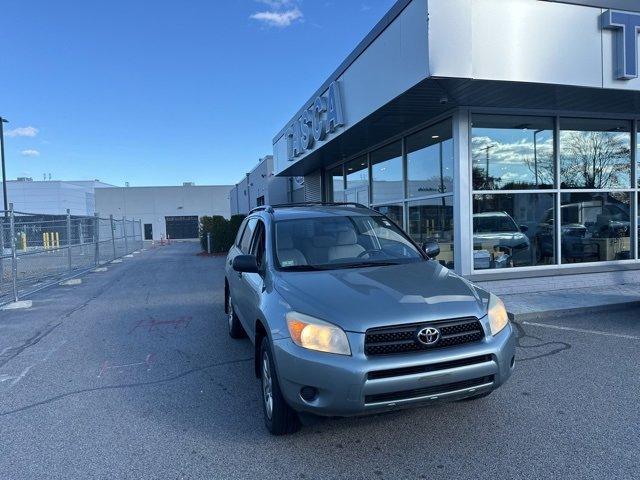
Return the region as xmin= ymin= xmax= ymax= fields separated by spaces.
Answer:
xmin=262 ymin=351 xmax=273 ymax=419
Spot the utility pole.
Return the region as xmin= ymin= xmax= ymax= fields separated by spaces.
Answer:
xmin=0 ymin=117 xmax=9 ymax=216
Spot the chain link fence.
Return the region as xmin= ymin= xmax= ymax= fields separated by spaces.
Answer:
xmin=0 ymin=205 xmax=143 ymax=306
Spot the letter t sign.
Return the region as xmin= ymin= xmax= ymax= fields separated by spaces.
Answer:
xmin=602 ymin=9 xmax=640 ymax=80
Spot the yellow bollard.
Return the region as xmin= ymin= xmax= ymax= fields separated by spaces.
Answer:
xmin=55 ymin=232 xmax=60 ymax=248
xmin=20 ymin=232 xmax=27 ymax=250
xmin=44 ymin=232 xmax=49 ymax=249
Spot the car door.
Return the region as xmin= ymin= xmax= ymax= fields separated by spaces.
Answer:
xmin=237 ymin=219 xmax=266 ymax=340
xmin=228 ymin=217 xmax=258 ymax=324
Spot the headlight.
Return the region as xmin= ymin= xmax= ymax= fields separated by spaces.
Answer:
xmin=286 ymin=312 xmax=351 ymax=356
xmin=487 ymin=294 xmax=509 ymax=335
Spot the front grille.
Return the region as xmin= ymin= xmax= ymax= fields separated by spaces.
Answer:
xmin=367 ymin=354 xmax=492 ymax=380
xmin=364 ymin=375 xmax=494 ymax=404
xmin=365 ymin=318 xmax=485 ymax=356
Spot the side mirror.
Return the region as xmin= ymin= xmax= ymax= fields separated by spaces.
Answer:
xmin=422 ymin=241 xmax=440 ymax=260
xmin=232 ymin=254 xmax=259 ymax=273
xmin=519 ymin=225 xmax=529 ymax=233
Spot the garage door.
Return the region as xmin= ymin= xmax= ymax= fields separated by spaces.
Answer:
xmin=165 ymin=216 xmax=199 ymax=239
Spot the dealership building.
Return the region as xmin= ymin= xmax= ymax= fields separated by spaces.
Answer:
xmin=272 ymin=0 xmax=640 ymax=281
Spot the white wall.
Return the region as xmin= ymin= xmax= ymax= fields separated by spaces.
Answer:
xmin=7 ymin=180 xmax=106 ymax=215
xmin=95 ymin=185 xmax=232 ymax=241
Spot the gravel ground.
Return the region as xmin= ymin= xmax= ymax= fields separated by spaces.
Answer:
xmin=0 ymin=242 xmax=638 ymax=480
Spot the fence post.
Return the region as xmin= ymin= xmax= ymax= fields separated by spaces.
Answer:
xmin=0 ymin=213 xmax=5 ymax=281
xmin=123 ymin=216 xmax=129 ymax=254
xmin=66 ymin=209 xmax=72 ymax=273
xmin=9 ymin=203 xmax=18 ymax=303
xmin=94 ymin=213 xmax=100 ymax=266
xmin=110 ymin=214 xmax=116 ymax=259
xmin=139 ymin=219 xmax=143 ymax=250
xmin=207 ymin=232 xmax=211 ymax=254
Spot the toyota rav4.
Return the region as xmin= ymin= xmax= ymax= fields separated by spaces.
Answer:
xmin=224 ymin=203 xmax=515 ymax=435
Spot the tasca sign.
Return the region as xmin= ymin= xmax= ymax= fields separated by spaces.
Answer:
xmin=286 ymin=81 xmax=345 ymax=162
xmin=602 ymin=9 xmax=640 ymax=80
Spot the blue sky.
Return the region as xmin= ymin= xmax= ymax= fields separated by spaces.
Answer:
xmin=0 ymin=0 xmax=396 ymax=186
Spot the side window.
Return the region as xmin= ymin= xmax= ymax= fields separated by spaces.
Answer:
xmin=239 ymin=218 xmax=258 ymax=253
xmin=250 ymin=221 xmax=266 ymax=268
xmin=235 ymin=218 xmax=249 ymax=247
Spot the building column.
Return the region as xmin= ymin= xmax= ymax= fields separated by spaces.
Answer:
xmin=453 ymin=108 xmax=472 ymax=277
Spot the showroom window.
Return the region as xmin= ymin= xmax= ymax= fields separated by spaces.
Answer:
xmin=472 ymin=193 xmax=555 ymax=269
xmin=371 ymin=141 xmax=403 ymax=205
xmin=560 ymin=192 xmax=632 ymax=263
xmin=472 ymin=115 xmax=555 ymax=190
xmin=472 ymin=114 xmax=638 ymax=271
xmin=326 ymin=165 xmax=345 ymax=202
xmin=559 ymin=118 xmax=631 ymax=189
xmin=406 ymin=121 xmax=454 ymax=198
xmin=373 ymin=204 xmax=404 ymax=227
xmin=345 ymin=156 xmax=369 ymax=204
xmin=408 ymin=196 xmax=454 ymax=269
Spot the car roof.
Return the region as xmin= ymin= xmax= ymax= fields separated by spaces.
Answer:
xmin=251 ymin=203 xmax=380 ymax=221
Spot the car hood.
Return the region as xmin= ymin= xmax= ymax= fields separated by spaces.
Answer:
xmin=473 ymin=232 xmax=528 ymax=247
xmin=273 ymin=261 xmax=489 ymax=333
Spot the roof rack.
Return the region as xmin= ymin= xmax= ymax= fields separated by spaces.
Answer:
xmin=248 ymin=202 xmax=368 ymax=215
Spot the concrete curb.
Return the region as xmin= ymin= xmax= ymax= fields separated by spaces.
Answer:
xmin=509 ymin=300 xmax=640 ymax=322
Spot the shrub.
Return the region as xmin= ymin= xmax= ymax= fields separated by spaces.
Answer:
xmin=200 ymin=214 xmax=246 ymax=254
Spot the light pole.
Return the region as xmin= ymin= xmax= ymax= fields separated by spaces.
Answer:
xmin=0 ymin=117 xmax=8 ymax=215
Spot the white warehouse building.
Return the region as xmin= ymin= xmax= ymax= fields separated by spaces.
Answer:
xmin=95 ymin=184 xmax=232 ymax=241
xmin=7 ymin=179 xmax=114 ymax=215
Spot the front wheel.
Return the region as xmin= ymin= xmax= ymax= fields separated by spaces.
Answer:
xmin=260 ymin=337 xmax=300 ymax=435
xmin=226 ymin=293 xmax=246 ymax=339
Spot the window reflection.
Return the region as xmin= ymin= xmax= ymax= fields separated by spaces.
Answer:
xmin=560 ymin=192 xmax=631 ymax=263
xmin=406 ymin=121 xmax=454 ymax=197
xmin=472 ymin=115 xmax=554 ymax=190
xmin=560 ymin=118 xmax=631 ymax=189
xmin=371 ymin=142 xmax=403 ymax=204
xmin=345 ymin=156 xmax=369 ymax=205
xmin=373 ymin=204 xmax=403 ymax=228
xmin=472 ymin=193 xmax=556 ymax=269
xmin=408 ymin=196 xmax=454 ymax=269
xmin=326 ymin=165 xmax=344 ymax=202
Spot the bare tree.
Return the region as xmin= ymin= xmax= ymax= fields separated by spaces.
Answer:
xmin=559 ymin=131 xmax=630 ymax=188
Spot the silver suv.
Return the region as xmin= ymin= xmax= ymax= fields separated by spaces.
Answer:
xmin=224 ymin=203 xmax=515 ymax=435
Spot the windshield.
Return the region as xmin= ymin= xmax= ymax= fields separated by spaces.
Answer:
xmin=473 ymin=214 xmax=519 ymax=233
xmin=274 ymin=215 xmax=424 ymax=270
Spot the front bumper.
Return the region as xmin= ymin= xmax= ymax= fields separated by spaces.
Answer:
xmin=272 ymin=322 xmax=516 ymax=417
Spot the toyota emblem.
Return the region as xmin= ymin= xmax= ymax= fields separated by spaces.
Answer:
xmin=417 ymin=326 xmax=440 ymax=346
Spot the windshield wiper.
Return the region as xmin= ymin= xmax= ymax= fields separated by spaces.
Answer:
xmin=280 ymin=264 xmax=330 ymax=271
xmin=330 ymin=261 xmax=401 ymax=269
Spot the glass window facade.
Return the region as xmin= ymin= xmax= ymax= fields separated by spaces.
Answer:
xmin=472 ymin=193 xmax=555 ymax=269
xmin=371 ymin=141 xmax=403 ymax=204
xmin=560 ymin=192 xmax=632 ymax=263
xmin=327 ymin=165 xmax=344 ymax=202
xmin=322 ymin=113 xmax=639 ymax=276
xmin=406 ymin=121 xmax=454 ymax=197
xmin=472 ymin=115 xmax=555 ymax=190
xmin=559 ymin=118 xmax=631 ymax=189
xmin=345 ymin=156 xmax=369 ymax=204
xmin=408 ymin=197 xmax=454 ymax=269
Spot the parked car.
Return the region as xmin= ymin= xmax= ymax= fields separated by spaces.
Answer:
xmin=472 ymin=212 xmax=531 ymax=269
xmin=224 ymin=203 xmax=515 ymax=435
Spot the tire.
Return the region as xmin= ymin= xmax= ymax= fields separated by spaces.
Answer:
xmin=459 ymin=391 xmax=492 ymax=402
xmin=259 ymin=337 xmax=300 ymax=435
xmin=226 ymin=292 xmax=247 ymax=339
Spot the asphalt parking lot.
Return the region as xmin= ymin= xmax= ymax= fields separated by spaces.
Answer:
xmin=1 ymin=242 xmax=638 ymax=480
